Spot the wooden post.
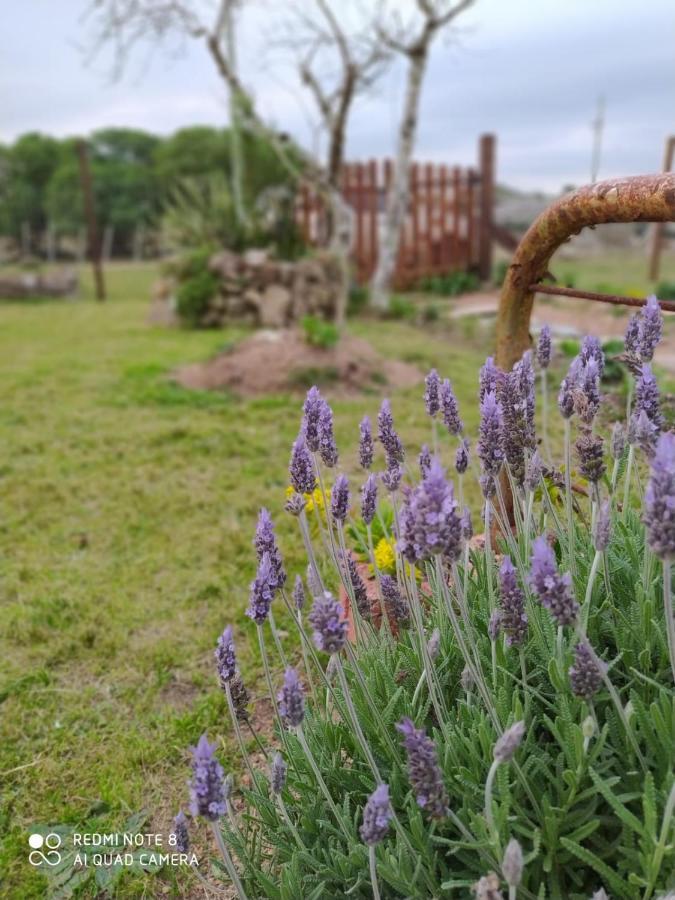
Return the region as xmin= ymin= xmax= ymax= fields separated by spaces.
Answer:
xmin=648 ymin=136 xmax=675 ymax=281
xmin=76 ymin=140 xmax=105 ymax=301
xmin=478 ymin=133 xmax=496 ymax=281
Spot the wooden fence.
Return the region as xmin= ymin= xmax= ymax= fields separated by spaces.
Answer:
xmin=296 ymin=134 xmax=495 ymax=289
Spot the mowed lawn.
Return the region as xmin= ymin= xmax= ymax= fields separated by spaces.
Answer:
xmin=0 ymin=263 xmax=494 ymax=897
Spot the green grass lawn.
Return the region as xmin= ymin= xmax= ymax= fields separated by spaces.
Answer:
xmin=0 ymin=263 xmax=495 ymax=897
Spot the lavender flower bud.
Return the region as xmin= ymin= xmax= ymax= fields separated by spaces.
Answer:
xmin=380 ymin=574 xmax=410 ymax=625
xmin=488 ymin=610 xmax=502 ymax=641
xmin=361 ymin=473 xmax=378 ymax=524
xmin=440 ymin=378 xmax=463 ymax=435
xmin=427 ymin=628 xmax=441 ymax=660
xmin=397 ymin=717 xmax=449 ymax=819
xmin=461 ymin=666 xmax=474 ymax=691
xmin=644 ymin=432 xmax=675 ymax=559
xmin=525 ymin=450 xmax=543 ymax=493
xmin=424 ymin=369 xmax=441 ymax=417
xmin=580 ymin=335 xmax=605 ymax=379
xmin=558 ymin=356 xmax=581 ymax=419
xmin=629 ymin=408 xmax=659 ymax=457
xmin=498 ymin=354 xmax=536 ymax=486
xmin=624 ymin=313 xmax=640 ymax=353
xmin=306 ymin=563 xmax=322 ymax=599
xmin=359 ymin=783 xmax=393 ymax=846
xmin=293 ymin=574 xmax=305 ymax=611
xmin=461 ymin=506 xmax=473 ymax=540
xmin=593 ymin=500 xmax=611 ymax=552
xmin=302 ymin=386 xmax=324 ymax=452
xmin=537 ymin=325 xmax=552 ymax=369
xmin=270 ymin=752 xmax=287 ymax=794
xmin=215 ymin=625 xmax=237 ymax=685
xmin=455 ymin=438 xmax=470 ymax=475
xmin=378 ymin=399 xmax=404 ymax=464
xmin=172 ymin=811 xmax=189 ymax=853
xmin=575 ymin=359 xmax=601 ymax=424
xmin=591 ymin=889 xmax=610 ymax=900
xmin=472 ymin=873 xmax=504 ymax=900
xmin=246 ymin=553 xmax=275 ymax=624
xmin=340 ymin=551 xmax=370 ymax=620
xmin=330 ymin=474 xmax=350 ymax=523
xmin=502 ymin=838 xmax=523 ymax=888
xmin=638 ymin=294 xmax=663 ymax=362
xmin=381 ymin=460 xmax=403 ymax=493
xmin=398 ymin=459 xmax=463 ymax=563
xmin=189 ymin=734 xmax=227 ymax=820
xmin=569 ymin=640 xmax=605 ymax=700
xmin=289 ymin=435 xmax=316 ymax=496
xmin=325 ymin=654 xmax=339 ymax=681
xmin=359 ymin=415 xmax=374 ymax=469
xmin=285 ymin=491 xmax=306 ymax=516
xmin=480 ymin=474 xmax=496 ymax=499
xmin=611 ymin=421 xmax=626 ymax=460
xmin=498 ymin=556 xmax=528 ymax=647
xmin=255 ymin=508 xmax=286 ymax=590
xmin=478 ymin=390 xmax=504 ymax=479
xmin=479 ymin=356 xmax=499 ymax=401
xmin=278 ymin=667 xmax=305 ymax=728
xmin=575 ymin=427 xmax=606 ymax=485
xmin=493 ymin=720 xmax=525 ymax=763
xmin=529 ymin=536 xmax=579 ymax=626
xmin=634 ymin=364 xmax=663 ymax=433
xmin=308 ymin=591 xmax=348 ymax=653
xmin=229 ymin=672 xmax=250 ymax=722
xmin=419 ymin=444 xmax=432 ymax=478
xmin=318 ymin=402 xmax=338 ymax=468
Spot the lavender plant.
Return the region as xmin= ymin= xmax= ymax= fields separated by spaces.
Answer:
xmin=182 ymin=299 xmax=674 ymax=899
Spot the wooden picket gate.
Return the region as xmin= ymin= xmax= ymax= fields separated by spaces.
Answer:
xmin=296 ymin=134 xmax=495 ymax=289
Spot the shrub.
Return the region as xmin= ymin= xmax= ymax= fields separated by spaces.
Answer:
xmin=387 ymin=295 xmax=416 ymax=320
xmin=175 ymin=268 xmax=219 ymax=326
xmin=348 ymin=284 xmax=370 ymax=317
xmin=656 ymin=280 xmax=675 ymax=301
xmin=420 ymin=271 xmax=481 ymax=297
xmin=179 ymin=301 xmax=674 ymax=898
xmin=301 ymin=315 xmax=340 ymax=349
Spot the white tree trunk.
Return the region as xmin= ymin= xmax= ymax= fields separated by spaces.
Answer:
xmin=329 ymin=189 xmax=353 ymax=327
xmin=370 ymin=52 xmax=428 ymax=310
xmin=221 ymin=0 xmax=247 ymax=228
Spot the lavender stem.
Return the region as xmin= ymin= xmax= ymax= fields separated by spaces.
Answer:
xmin=296 ymin=724 xmax=350 ymax=838
xmin=211 ymin=822 xmax=249 ymax=900
xmin=369 ymin=845 xmax=381 ymax=900
xmin=664 ymin=560 xmax=675 ymax=683
xmin=564 ymin=418 xmax=576 ymax=577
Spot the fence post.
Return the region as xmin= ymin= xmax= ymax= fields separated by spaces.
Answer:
xmin=478 ymin=133 xmax=496 ymax=281
xmin=76 ymin=140 xmax=106 ymax=301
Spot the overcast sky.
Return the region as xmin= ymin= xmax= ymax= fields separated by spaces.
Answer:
xmin=2 ymin=0 xmax=674 ymax=191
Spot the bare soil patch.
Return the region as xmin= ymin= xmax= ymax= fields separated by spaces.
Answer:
xmin=174 ymin=329 xmax=422 ymax=396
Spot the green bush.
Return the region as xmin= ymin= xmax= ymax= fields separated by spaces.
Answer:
xmin=387 ymin=295 xmax=416 ymax=320
xmin=175 ymin=268 xmax=219 ymax=326
xmin=301 ymin=316 xmax=340 ymax=349
xmin=420 ymin=271 xmax=480 ymax=297
xmin=348 ymin=284 xmax=370 ymax=317
xmin=560 ymin=338 xmax=580 ymax=357
xmin=656 ymin=280 xmax=675 ymax=301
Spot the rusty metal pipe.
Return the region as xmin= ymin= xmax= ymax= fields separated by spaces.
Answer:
xmin=528 ymin=283 xmax=675 ymax=312
xmin=496 ymin=174 xmax=675 ymax=371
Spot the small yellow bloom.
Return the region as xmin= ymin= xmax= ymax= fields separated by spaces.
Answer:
xmin=285 ymin=485 xmax=330 ymax=517
xmin=373 ymin=537 xmax=396 ymax=575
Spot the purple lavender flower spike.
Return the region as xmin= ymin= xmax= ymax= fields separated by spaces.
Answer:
xmin=525 ymin=450 xmax=543 ymax=493
xmin=440 ymin=378 xmax=463 ymax=435
xmin=479 ymin=356 xmax=499 ymax=401
xmin=285 ymin=491 xmax=306 ymax=517
xmin=381 ymin=460 xmax=403 ymax=493
xmin=378 ymin=399 xmax=404 ymax=464
xmin=461 ymin=506 xmax=473 ymax=540
xmin=289 ymin=434 xmax=316 ymax=496
xmin=580 ymin=335 xmax=605 ymax=379
xmin=498 ymin=556 xmax=528 ymax=647
xmin=629 ymin=408 xmax=659 ymax=457
xmin=644 ymin=432 xmax=675 ymax=559
xmin=593 ymin=500 xmax=611 ymax=552
xmin=189 ymin=734 xmax=227 ymax=820
xmin=293 ymin=574 xmax=305 ymax=611
xmin=398 ymin=458 xmax=463 ymax=563
xmin=359 ymin=416 xmax=374 ymax=469
xmin=419 ymin=444 xmax=432 ymax=478
xmin=634 ymin=364 xmax=663 ymax=432
xmin=308 ymin=591 xmax=348 ymax=653
xmin=278 ymin=667 xmax=305 ymax=728
xmin=215 ymin=625 xmax=237 ymax=686
xmin=303 ymin=386 xmax=324 ymax=452
xmin=318 ymin=401 xmax=338 ymax=468
xmin=360 ymin=783 xmax=393 ymax=846
xmin=575 ymin=427 xmax=606 ymax=485
xmin=529 ymin=536 xmax=579 ymax=626
xmin=569 ymin=640 xmax=604 ymax=700
xmin=488 ymin=610 xmax=502 ymax=641
xmin=230 ymin=673 xmax=250 ymax=721
xmin=455 ymin=438 xmax=470 ymax=475
xmin=428 ymin=628 xmax=441 ymax=660
xmin=172 ymin=811 xmax=189 ymax=853
xmin=380 ymin=574 xmax=410 ymax=625
xmin=638 ymin=294 xmax=663 ymax=362
xmin=361 ymin=473 xmax=378 ymax=525
xmin=397 ymin=718 xmax=449 ymax=818
xmin=340 ymin=551 xmax=370 ymax=620
xmin=270 ymin=752 xmax=287 ymax=795
xmin=624 ymin=313 xmax=641 ymax=354
xmin=558 ymin=356 xmax=581 ymax=419
xmin=576 ymin=358 xmax=601 ymax=424
xmin=498 ymin=353 xmax=535 ymax=485
xmin=611 ymin=421 xmax=626 ymax=460
xmin=255 ymin=508 xmax=286 ymax=590
xmin=478 ymin=390 xmax=504 ymax=481
xmin=424 ymin=369 xmax=441 ymax=417
xmin=493 ymin=721 xmax=525 ymax=763
xmin=537 ymin=325 xmax=552 ymax=369
xmin=246 ymin=553 xmax=275 ymax=624
xmin=330 ymin=474 xmax=350 ymax=523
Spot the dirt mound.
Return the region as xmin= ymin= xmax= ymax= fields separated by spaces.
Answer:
xmin=173 ymin=329 xmax=422 ymax=396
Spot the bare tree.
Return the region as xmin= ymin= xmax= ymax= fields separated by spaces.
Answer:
xmin=369 ymin=0 xmax=476 ymax=310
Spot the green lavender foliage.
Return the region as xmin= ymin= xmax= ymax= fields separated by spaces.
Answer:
xmin=209 ymin=361 xmax=675 ymax=899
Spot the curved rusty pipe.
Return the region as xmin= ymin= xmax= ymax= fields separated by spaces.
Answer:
xmin=495 ymin=173 xmax=675 ymax=371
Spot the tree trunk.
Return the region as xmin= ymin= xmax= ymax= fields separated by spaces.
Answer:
xmin=370 ymin=50 xmax=428 ymax=310
xmin=329 ymin=189 xmax=353 ymax=327
xmin=221 ymin=1 xmax=247 ymax=229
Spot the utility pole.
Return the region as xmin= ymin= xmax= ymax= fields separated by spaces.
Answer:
xmin=590 ymin=95 xmax=605 ymax=184
xmin=75 ymin=140 xmax=106 ymax=301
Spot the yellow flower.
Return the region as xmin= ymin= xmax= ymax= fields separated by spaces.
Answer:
xmin=373 ymin=537 xmax=396 ymax=575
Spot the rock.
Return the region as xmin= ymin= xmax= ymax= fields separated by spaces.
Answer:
xmin=209 ymin=250 xmax=240 ymax=279
xmin=243 ymin=248 xmax=269 ymax=267
xmin=259 ymin=284 xmax=292 ymax=328
xmin=243 ymin=289 xmax=263 ymax=313
xmin=148 ymin=278 xmax=179 ymax=326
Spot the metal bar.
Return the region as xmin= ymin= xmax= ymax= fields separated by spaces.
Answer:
xmin=529 ymin=282 xmax=675 ymax=313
